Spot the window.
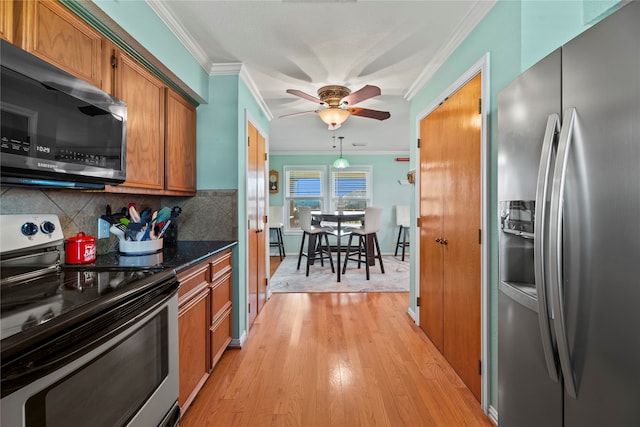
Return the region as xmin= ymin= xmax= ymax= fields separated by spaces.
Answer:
xmin=284 ymin=166 xmax=326 ymax=232
xmin=331 ymin=166 xmax=372 ymax=211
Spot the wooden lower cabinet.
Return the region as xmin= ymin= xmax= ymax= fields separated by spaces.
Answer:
xmin=177 ymin=249 xmax=233 ymax=416
xmin=178 ymin=287 xmax=209 ymax=411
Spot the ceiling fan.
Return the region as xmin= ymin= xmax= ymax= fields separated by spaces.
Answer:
xmin=280 ymin=85 xmax=391 ymax=130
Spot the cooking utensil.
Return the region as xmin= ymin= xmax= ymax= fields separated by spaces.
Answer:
xmin=110 ymin=224 xmax=127 ymax=242
xmin=155 ymin=207 xmax=172 ymax=224
xmin=157 ymin=206 xmax=182 ymax=239
xmin=128 ymin=204 xmax=141 ymax=223
xmin=148 ymin=211 xmax=158 ymax=240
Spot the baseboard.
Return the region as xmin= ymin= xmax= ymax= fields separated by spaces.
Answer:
xmin=228 ymin=330 xmax=247 ymax=349
xmin=407 ymin=306 xmax=418 ymax=323
xmin=488 ymin=405 xmax=498 ymax=425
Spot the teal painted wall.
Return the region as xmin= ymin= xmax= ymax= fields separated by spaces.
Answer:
xmin=521 ymin=0 xmax=620 ymax=70
xmin=197 ymin=75 xmax=240 ymax=190
xmin=408 ymin=0 xmax=620 ymax=412
xmin=93 ymin=0 xmax=209 ymax=101
xmin=268 ymin=154 xmax=411 ymax=255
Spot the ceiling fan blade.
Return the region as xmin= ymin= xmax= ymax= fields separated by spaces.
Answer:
xmin=286 ymin=89 xmax=324 ymax=104
xmin=279 ymin=110 xmax=317 ymax=119
xmin=341 ymin=85 xmax=381 ymax=106
xmin=348 ymin=107 xmax=390 ymax=121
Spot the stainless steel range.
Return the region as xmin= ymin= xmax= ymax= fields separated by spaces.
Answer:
xmin=0 ymin=214 xmax=180 ymax=427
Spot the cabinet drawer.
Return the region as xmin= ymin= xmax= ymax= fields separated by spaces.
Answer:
xmin=211 ymin=250 xmax=232 ymax=280
xmin=210 ymin=307 xmax=232 ymax=370
xmin=178 ymin=288 xmax=209 ymax=409
xmin=178 ymin=263 xmax=210 ymax=300
xmin=210 ymin=273 xmax=232 ymax=322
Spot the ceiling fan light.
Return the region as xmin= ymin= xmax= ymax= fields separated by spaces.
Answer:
xmin=318 ymin=108 xmax=350 ymax=126
xmin=332 ymin=156 xmax=350 ymax=169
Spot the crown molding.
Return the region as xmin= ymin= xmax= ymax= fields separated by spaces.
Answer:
xmin=145 ymin=0 xmax=211 ymax=71
xmin=210 ymin=63 xmax=243 ymax=75
xmin=146 ymin=1 xmax=272 ymax=120
xmin=239 ymin=66 xmax=274 ymax=121
xmin=405 ymin=0 xmax=497 ymax=100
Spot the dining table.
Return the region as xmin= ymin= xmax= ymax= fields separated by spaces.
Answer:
xmin=311 ymin=210 xmax=365 ymax=282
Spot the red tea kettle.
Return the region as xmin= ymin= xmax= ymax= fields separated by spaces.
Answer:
xmin=65 ymin=232 xmax=97 ymax=264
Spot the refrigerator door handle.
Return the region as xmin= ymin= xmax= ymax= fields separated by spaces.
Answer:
xmin=549 ymin=107 xmax=578 ymax=398
xmin=534 ymin=113 xmax=561 ymax=382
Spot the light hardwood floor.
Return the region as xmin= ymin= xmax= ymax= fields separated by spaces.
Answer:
xmin=180 ymin=263 xmax=494 ymax=427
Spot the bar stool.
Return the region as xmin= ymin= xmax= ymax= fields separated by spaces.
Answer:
xmin=394 ymin=205 xmax=410 ymax=261
xmin=342 ymin=206 xmax=385 ymax=280
xmin=296 ymin=206 xmax=334 ymax=276
xmin=269 ymin=206 xmax=286 ymax=260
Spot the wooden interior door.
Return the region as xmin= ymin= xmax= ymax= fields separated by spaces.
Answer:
xmin=419 ymin=101 xmax=446 ymax=353
xmin=247 ymin=122 xmax=267 ymax=328
xmin=256 ymin=131 xmax=267 ymax=314
xmin=442 ymin=73 xmax=482 ymax=400
xmin=419 ymin=73 xmax=482 ymax=401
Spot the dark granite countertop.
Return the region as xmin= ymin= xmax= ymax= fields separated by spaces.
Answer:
xmin=84 ymin=240 xmax=237 ymax=272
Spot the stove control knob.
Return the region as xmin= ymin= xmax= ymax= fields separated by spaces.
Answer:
xmin=40 ymin=221 xmax=56 ymax=234
xmin=21 ymin=222 xmax=39 ymax=237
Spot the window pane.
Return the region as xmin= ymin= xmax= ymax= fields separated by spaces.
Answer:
xmin=287 ymin=170 xmax=322 ymax=197
xmin=331 ymin=167 xmax=372 ymax=211
xmin=332 ymin=170 xmax=369 ymax=198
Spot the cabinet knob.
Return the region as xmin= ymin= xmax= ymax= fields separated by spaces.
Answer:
xmin=435 ymin=237 xmax=442 ymax=243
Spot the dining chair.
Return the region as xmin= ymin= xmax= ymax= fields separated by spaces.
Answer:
xmin=342 ymin=206 xmax=385 ymax=280
xmin=394 ymin=205 xmax=410 ymax=261
xmin=296 ymin=206 xmax=335 ymax=276
xmin=269 ymin=206 xmax=286 ymax=260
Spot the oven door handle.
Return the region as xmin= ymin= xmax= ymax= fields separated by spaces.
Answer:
xmin=1 ymin=285 xmax=177 ymax=397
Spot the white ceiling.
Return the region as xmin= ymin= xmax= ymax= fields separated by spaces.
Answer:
xmin=148 ymin=0 xmax=496 ymax=154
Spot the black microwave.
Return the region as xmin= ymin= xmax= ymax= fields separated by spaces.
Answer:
xmin=0 ymin=39 xmax=126 ymax=189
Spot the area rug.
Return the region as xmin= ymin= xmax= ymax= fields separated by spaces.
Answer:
xmin=270 ymin=255 xmax=409 ymax=293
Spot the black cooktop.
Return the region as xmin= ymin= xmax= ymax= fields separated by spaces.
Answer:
xmin=0 ymin=267 xmax=175 ymax=343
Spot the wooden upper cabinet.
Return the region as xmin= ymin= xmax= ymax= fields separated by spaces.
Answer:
xmin=8 ymin=1 xmax=198 ymax=196
xmin=15 ymin=0 xmax=103 ymax=88
xmin=113 ymin=49 xmax=165 ymax=191
xmin=1 ymin=1 xmax=14 ymax=43
xmin=165 ymin=89 xmax=197 ymax=193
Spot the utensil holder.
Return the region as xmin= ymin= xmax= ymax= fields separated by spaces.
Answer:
xmin=119 ymin=238 xmax=163 ymax=255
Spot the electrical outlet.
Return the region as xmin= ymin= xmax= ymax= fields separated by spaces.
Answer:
xmin=98 ymin=218 xmax=110 ymax=239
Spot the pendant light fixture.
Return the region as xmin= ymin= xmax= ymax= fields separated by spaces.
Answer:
xmin=332 ymin=136 xmax=350 ymax=169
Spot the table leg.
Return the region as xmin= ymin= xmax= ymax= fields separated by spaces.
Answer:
xmin=366 ymin=235 xmax=375 ymax=266
xmin=336 ymin=220 xmax=341 ymax=282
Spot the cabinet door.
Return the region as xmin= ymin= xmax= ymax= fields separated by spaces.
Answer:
xmin=165 ymin=89 xmax=196 ymax=193
xmin=17 ymin=0 xmax=102 ymax=88
xmin=1 ymin=1 xmax=14 ymax=42
xmin=178 ymin=288 xmax=210 ymax=411
xmin=114 ymin=51 xmax=165 ymax=190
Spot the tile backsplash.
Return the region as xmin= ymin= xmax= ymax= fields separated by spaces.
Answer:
xmin=0 ymin=186 xmax=237 ymax=254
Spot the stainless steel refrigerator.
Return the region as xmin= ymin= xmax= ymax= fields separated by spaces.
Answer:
xmin=497 ymin=2 xmax=640 ymax=426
